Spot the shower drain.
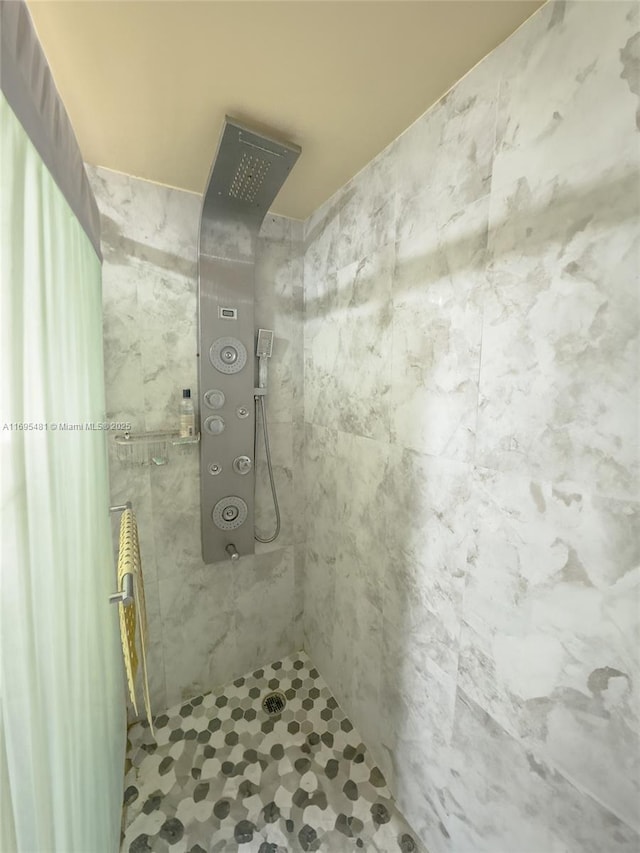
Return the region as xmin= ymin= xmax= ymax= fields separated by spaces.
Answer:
xmin=262 ymin=691 xmax=286 ymax=717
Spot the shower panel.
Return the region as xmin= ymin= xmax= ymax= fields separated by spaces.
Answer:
xmin=198 ymin=117 xmax=300 ymax=564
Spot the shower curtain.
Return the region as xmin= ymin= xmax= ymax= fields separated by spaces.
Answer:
xmin=1 ymin=3 xmax=126 ymax=849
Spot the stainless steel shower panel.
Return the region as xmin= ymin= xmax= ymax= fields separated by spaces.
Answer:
xmin=199 ymin=252 xmax=255 ymax=564
xmin=198 ymin=117 xmax=300 ymax=564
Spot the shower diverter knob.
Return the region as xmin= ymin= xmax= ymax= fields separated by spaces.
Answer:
xmin=204 ymin=389 xmax=225 ymax=410
xmin=204 ymin=415 xmax=225 ymax=435
xmin=233 ymin=455 xmax=252 ymax=475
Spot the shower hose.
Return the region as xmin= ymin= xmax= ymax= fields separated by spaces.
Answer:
xmin=254 ymin=394 xmax=280 ymax=543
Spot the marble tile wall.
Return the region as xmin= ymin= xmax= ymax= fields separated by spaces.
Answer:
xmin=302 ymin=2 xmax=640 ymax=851
xmin=89 ymin=166 xmax=305 ymax=713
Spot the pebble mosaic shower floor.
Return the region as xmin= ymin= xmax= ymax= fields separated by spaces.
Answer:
xmin=122 ymin=652 xmax=423 ymax=853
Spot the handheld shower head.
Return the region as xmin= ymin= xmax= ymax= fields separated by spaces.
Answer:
xmin=256 ymin=329 xmax=274 ymax=358
xmin=256 ymin=329 xmax=274 ymax=392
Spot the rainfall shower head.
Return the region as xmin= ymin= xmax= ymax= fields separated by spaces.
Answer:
xmin=201 ymin=116 xmax=301 ymax=234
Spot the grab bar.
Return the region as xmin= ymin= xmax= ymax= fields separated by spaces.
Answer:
xmin=109 ymin=501 xmax=135 ymax=606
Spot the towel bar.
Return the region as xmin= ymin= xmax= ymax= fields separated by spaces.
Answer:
xmin=107 ymin=499 xmax=153 ymax=729
xmin=109 ymin=571 xmax=134 ymax=606
xmin=109 ymin=501 xmax=134 ymax=605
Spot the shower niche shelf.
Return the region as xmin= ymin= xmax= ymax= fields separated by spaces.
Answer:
xmin=113 ymin=430 xmax=200 ymax=467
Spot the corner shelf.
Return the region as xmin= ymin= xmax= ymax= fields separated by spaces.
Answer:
xmin=113 ymin=430 xmax=199 ymax=467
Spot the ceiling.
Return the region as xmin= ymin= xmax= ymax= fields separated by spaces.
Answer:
xmin=27 ymin=0 xmax=543 ymax=220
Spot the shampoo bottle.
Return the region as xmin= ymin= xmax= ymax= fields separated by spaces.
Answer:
xmin=179 ymin=389 xmax=195 ymax=438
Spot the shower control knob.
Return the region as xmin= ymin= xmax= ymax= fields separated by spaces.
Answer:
xmin=204 ymin=389 xmax=225 ymax=410
xmin=236 ymin=406 xmax=249 ymax=419
xmin=204 ymin=415 xmax=225 ymax=436
xmin=208 ymin=463 xmax=222 ymax=476
xmin=233 ymin=455 xmax=252 ymax=475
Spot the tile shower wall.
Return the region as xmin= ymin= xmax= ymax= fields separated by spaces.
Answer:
xmin=89 ymin=166 xmax=305 ymax=712
xmin=303 ymin=3 xmax=640 ymax=852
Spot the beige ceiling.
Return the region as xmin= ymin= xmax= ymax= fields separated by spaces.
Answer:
xmin=27 ymin=0 xmax=543 ymax=220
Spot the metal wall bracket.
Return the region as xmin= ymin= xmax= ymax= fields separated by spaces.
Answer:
xmin=108 ymin=571 xmax=134 ymax=606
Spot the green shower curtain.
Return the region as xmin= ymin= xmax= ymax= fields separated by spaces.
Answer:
xmin=1 ymin=92 xmax=125 ymax=850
